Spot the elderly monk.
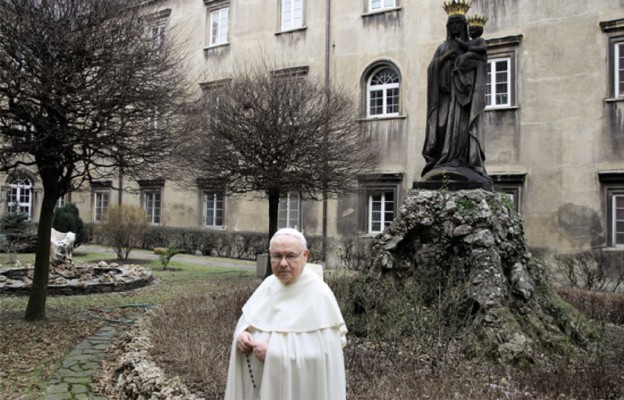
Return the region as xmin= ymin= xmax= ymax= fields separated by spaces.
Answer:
xmin=224 ymin=228 xmax=347 ymax=400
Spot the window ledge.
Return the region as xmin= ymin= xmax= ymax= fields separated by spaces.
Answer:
xmin=204 ymin=225 xmax=226 ymax=230
xmin=358 ymin=114 xmax=407 ymax=122
xmin=359 ymin=232 xmax=381 ymax=238
xmin=605 ymin=97 xmax=624 ymax=103
xmin=485 ymin=105 xmax=519 ymax=112
xmin=275 ymin=26 xmax=307 ymax=36
xmin=362 ymin=7 xmax=402 ymax=18
xmin=203 ymin=42 xmax=230 ymax=51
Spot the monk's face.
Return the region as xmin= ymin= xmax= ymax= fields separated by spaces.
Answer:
xmin=269 ymin=235 xmax=309 ymax=285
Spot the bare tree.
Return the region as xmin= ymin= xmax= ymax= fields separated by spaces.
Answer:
xmin=177 ymin=65 xmax=377 ymax=273
xmin=0 ymin=0 xmax=188 ymax=321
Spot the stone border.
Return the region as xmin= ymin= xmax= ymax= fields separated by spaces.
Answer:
xmin=96 ymin=311 xmax=204 ymax=400
xmin=0 ymin=263 xmax=153 ymax=296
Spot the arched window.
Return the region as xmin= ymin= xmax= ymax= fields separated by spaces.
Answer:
xmin=367 ymin=66 xmax=400 ymax=117
xmin=7 ymin=177 xmax=33 ymax=218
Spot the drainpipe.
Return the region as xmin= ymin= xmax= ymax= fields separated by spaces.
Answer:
xmin=321 ymin=0 xmax=331 ymax=263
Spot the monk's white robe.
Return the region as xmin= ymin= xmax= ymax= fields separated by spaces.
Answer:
xmin=224 ymin=266 xmax=347 ymax=400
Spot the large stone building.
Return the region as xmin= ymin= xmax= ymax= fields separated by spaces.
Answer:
xmin=5 ymin=0 xmax=624 ymax=254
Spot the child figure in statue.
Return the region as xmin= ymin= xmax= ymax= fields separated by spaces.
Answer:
xmin=456 ymin=15 xmax=488 ymax=63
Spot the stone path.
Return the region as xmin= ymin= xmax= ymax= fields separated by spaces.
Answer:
xmin=42 ymin=326 xmax=119 ymax=400
xmin=40 ymin=245 xmax=255 ymax=399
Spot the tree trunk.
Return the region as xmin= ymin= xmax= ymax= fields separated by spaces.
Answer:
xmin=24 ymin=192 xmax=56 ymax=321
xmin=265 ymin=189 xmax=280 ymax=278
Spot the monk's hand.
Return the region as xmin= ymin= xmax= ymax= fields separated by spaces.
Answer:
xmin=236 ymin=331 xmax=255 ymax=353
xmin=253 ymin=341 xmax=268 ymax=363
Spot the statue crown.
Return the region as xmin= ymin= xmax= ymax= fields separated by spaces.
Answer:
xmin=443 ymin=0 xmax=471 ymax=17
xmin=467 ymin=14 xmax=488 ymax=27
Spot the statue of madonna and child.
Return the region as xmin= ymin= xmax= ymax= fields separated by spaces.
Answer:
xmin=419 ymin=0 xmax=493 ymax=190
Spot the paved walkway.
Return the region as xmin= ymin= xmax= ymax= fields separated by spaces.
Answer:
xmin=43 ymin=326 xmax=119 ymax=400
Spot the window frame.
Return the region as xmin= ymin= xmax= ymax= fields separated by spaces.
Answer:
xmin=600 ymin=18 xmax=624 ymax=100
xmin=280 ymin=0 xmax=304 ymax=32
xmin=278 ymin=192 xmax=301 ymax=230
xmin=203 ymin=191 xmax=225 ymax=229
xmin=208 ymin=6 xmax=229 ymax=47
xmin=365 ymin=64 xmax=401 ymax=118
xmin=597 ymin=172 xmax=624 ymax=248
xmin=491 ymin=173 xmax=526 ymax=214
xmin=368 ymin=0 xmax=397 ymax=12
xmin=146 ymin=108 xmax=161 ymax=137
xmin=358 ymin=173 xmax=402 ymax=235
xmin=151 ymin=23 xmax=166 ymax=54
xmin=486 ymin=57 xmax=512 ymax=109
xmin=92 ymin=190 xmax=110 ymax=223
xmin=367 ymin=190 xmax=395 ymax=234
xmin=485 ymin=35 xmax=522 ymax=111
xmin=142 ymin=189 xmax=162 ymax=225
xmin=7 ymin=177 xmax=33 ymax=219
xmin=614 ymin=42 xmax=624 ymax=98
xmin=611 ymin=193 xmax=624 ymax=247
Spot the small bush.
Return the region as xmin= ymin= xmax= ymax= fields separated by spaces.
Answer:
xmin=97 ymin=204 xmax=149 ymax=260
xmin=336 ymin=237 xmax=373 ymax=270
xmin=137 ymin=226 xmax=327 ymax=262
xmin=555 ymin=249 xmax=624 ymax=292
xmin=556 ymin=286 xmax=624 ymax=325
xmin=0 ymin=212 xmax=37 ymax=260
xmin=52 ymin=203 xmax=85 ymax=246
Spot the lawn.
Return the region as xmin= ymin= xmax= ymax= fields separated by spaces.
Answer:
xmin=0 ymin=246 xmax=254 ymax=400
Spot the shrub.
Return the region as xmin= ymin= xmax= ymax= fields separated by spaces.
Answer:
xmin=52 ymin=203 xmax=85 ymax=246
xmin=556 ymin=286 xmax=624 ymax=325
xmin=97 ymin=204 xmax=149 ymax=260
xmin=0 ymin=212 xmax=37 ymax=260
xmin=554 ymin=249 xmax=624 ymax=292
xmin=154 ymin=247 xmax=184 ymax=270
xmin=336 ymin=237 xmax=373 ymax=270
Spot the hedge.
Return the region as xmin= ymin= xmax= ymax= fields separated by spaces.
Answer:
xmin=85 ymin=224 xmax=325 ymax=262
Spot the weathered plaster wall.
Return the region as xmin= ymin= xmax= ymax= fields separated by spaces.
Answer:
xmin=5 ymin=0 xmax=624 ymax=255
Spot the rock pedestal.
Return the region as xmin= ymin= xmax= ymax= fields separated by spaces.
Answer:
xmin=368 ymin=189 xmax=592 ymax=365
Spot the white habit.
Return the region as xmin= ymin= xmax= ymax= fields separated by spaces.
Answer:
xmin=224 ymin=266 xmax=347 ymax=400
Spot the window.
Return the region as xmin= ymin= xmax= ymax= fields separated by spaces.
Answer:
xmin=281 ymin=0 xmax=303 ymax=31
xmin=359 ymin=173 xmax=402 ymax=235
xmin=491 ymin=173 xmax=525 ymax=214
xmin=598 ymin=172 xmax=624 ymax=247
xmin=369 ymin=0 xmax=396 ymax=12
xmin=491 ymin=174 xmax=525 ymax=214
xmin=368 ymin=191 xmax=394 ymax=234
xmin=152 ymin=23 xmax=166 ymax=54
xmin=147 ymin=108 xmax=161 ymax=136
xmin=612 ymin=194 xmax=624 ymax=246
xmin=601 ymin=18 xmax=624 ymax=98
xmin=278 ymin=192 xmax=300 ymax=229
xmin=486 ymin=58 xmax=511 ymax=108
xmin=209 ymin=7 xmax=229 ymax=46
xmin=7 ymin=177 xmax=33 ymax=218
xmin=204 ymin=191 xmax=224 ymax=228
xmin=56 ymin=195 xmax=66 ymax=209
xmin=485 ymin=35 xmax=522 ymax=109
xmin=143 ymin=190 xmax=161 ymax=225
xmin=615 ymin=42 xmax=624 ymax=97
xmin=367 ymin=66 xmax=400 ymax=117
xmin=93 ymin=191 xmax=110 ymax=223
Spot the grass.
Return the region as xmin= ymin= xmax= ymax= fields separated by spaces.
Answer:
xmin=0 ymin=246 xmax=254 ymax=400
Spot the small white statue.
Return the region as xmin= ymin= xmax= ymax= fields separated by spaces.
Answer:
xmin=50 ymin=228 xmax=76 ymax=264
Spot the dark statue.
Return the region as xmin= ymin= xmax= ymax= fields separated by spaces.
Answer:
xmin=420 ymin=1 xmax=492 ymax=190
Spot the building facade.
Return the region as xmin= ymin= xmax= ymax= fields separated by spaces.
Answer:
xmin=5 ymin=0 xmax=624 ymax=254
